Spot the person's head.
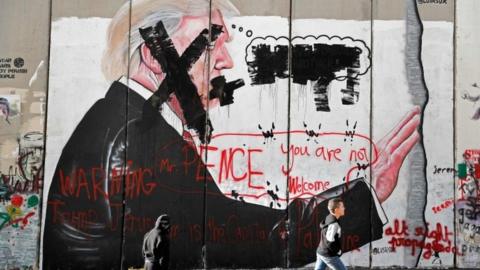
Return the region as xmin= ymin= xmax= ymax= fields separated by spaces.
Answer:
xmin=102 ymin=0 xmax=239 ymax=112
xmin=327 ymin=198 xmax=345 ymax=218
xmin=155 ymin=214 xmax=171 ymax=233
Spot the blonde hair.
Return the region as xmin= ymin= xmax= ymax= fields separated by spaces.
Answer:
xmin=101 ymin=0 xmax=239 ymax=81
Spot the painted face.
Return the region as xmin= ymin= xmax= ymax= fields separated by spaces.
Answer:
xmin=170 ymin=9 xmax=234 ymax=109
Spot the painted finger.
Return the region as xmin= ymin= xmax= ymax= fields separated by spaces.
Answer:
xmin=392 ymin=130 xmax=420 ymax=165
xmin=382 ymin=106 xmax=420 ymax=147
xmin=386 ymin=114 xmax=420 ymax=154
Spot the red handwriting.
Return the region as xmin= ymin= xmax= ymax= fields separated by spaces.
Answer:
xmin=176 ymin=130 xmax=378 ymax=195
xmin=199 ymin=145 xmax=264 ymax=190
xmin=293 ymin=200 xmax=321 ymax=252
xmin=291 ymin=200 xmax=360 ymax=254
xmin=170 ymin=216 xmax=273 ymax=244
xmin=47 ymin=203 xmax=98 ymax=230
xmin=288 ymin=175 xmax=330 ymax=195
xmin=280 ymin=143 xmax=343 ymax=175
xmin=159 ymin=158 xmax=175 ymax=173
xmin=188 ymin=223 xmax=202 ymax=242
xmin=280 ymin=144 xmax=311 ymax=175
xmin=386 ymin=220 xmax=459 ymax=259
xmin=204 ymin=215 xmax=269 ymax=244
xmin=181 ymin=144 xmax=213 ymax=182
xmin=57 ymin=162 xmax=156 ymax=201
xmin=432 ymin=198 xmax=454 ymax=214
xmin=314 ymin=147 xmax=342 ymax=162
xmin=343 ymin=234 xmax=360 ymax=252
xmin=47 ymin=200 xmax=124 ymax=232
xmin=385 ymin=219 xmax=409 ymax=236
xmin=124 ymin=213 xmax=155 ymax=234
xmin=349 ymin=148 xmax=369 ymax=162
xmin=209 ymin=130 xmax=378 ymax=186
xmin=51 ymin=129 xmax=378 ymax=204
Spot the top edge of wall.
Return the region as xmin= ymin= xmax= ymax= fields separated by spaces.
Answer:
xmin=50 ymin=0 xmax=454 ymax=22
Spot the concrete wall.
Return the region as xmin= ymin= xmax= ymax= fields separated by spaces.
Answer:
xmin=454 ymin=0 xmax=480 ymax=267
xmin=0 ymin=0 xmax=478 ymax=269
xmin=0 ymin=0 xmax=49 ymax=269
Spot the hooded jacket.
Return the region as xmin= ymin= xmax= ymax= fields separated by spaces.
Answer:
xmin=143 ymin=215 xmax=170 ymax=269
xmin=317 ymin=214 xmax=342 ymax=257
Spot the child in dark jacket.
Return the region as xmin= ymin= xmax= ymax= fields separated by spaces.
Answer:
xmin=315 ymin=198 xmax=346 ymax=270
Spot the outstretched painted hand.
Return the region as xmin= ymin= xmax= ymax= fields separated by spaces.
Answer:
xmin=372 ymin=106 xmax=421 ymax=203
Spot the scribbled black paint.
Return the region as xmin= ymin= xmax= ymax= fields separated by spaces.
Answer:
xmin=248 ymin=44 xmax=289 ymax=85
xmin=180 ymin=24 xmax=222 ymax=71
xmin=266 ymin=181 xmax=281 ymax=208
xmin=209 ymin=76 xmax=245 ymax=106
xmin=267 ymin=189 xmax=279 ymax=201
xmin=180 ymin=29 xmax=208 ymax=69
xmin=247 ymin=40 xmax=363 ymax=111
xmin=291 ymin=43 xmax=361 ymax=85
xmin=341 ymin=68 xmax=360 ymax=105
xmin=139 ymin=22 xmax=229 ymax=143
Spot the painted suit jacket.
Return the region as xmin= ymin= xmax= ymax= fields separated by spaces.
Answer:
xmin=43 ymin=81 xmax=384 ymax=269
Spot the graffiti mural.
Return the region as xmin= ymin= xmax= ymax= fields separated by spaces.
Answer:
xmin=0 ymin=193 xmax=40 ymax=270
xmin=0 ymin=99 xmax=46 ymax=268
xmin=0 ymin=2 xmax=48 ymax=267
xmin=0 ymin=194 xmax=39 ymax=230
xmin=33 ymin=0 xmax=478 ymax=269
xmin=0 ymin=99 xmax=46 ymax=269
xmin=455 ymin=0 xmax=480 ymax=268
xmin=456 ymin=149 xmax=480 ymax=265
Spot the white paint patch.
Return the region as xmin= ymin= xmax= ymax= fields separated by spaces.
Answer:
xmin=28 ymin=60 xmax=45 ymax=87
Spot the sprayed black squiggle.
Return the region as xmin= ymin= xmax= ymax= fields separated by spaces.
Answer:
xmin=344 ymin=120 xmax=357 ymax=142
xmin=303 ymin=122 xmax=321 ymax=143
xmin=258 ymin=123 xmax=276 ymax=143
